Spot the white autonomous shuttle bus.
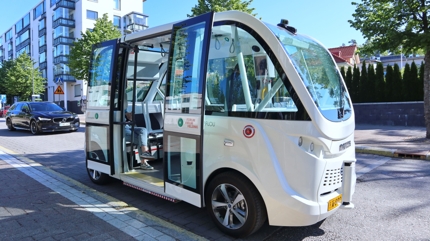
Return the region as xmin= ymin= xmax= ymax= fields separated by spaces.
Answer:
xmin=85 ymin=11 xmax=356 ymax=238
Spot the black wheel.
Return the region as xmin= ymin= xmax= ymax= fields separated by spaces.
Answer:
xmin=6 ymin=118 xmax=15 ymax=131
xmin=86 ymin=143 xmax=110 ymax=185
xmin=205 ymin=172 xmax=267 ymax=238
xmin=30 ymin=120 xmax=40 ymax=135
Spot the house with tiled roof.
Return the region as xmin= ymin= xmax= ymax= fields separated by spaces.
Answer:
xmin=328 ymin=45 xmax=360 ymax=68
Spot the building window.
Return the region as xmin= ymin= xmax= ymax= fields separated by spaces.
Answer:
xmin=39 ymin=35 xmax=46 ymax=47
xmin=34 ymin=2 xmax=45 ymax=20
xmin=39 ymin=52 xmax=46 ymax=63
xmin=113 ymin=0 xmax=120 ymax=10
xmin=86 ymin=10 xmax=98 ymax=20
xmin=74 ymin=84 xmax=81 ymax=97
xmin=39 ymin=19 xmax=46 ymax=31
xmin=113 ymin=15 xmax=121 ymax=28
xmin=6 ymin=29 xmax=13 ymax=40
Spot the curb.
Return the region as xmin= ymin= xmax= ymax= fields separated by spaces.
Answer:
xmin=356 ymin=146 xmax=430 ymax=160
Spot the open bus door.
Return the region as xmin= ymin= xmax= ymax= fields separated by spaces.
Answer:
xmin=86 ymin=39 xmax=122 ymax=181
xmin=163 ymin=12 xmax=214 ymax=207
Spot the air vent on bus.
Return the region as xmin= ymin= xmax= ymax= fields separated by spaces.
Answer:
xmin=323 ymin=167 xmax=343 ymax=187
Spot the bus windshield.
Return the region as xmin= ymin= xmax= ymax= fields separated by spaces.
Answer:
xmin=266 ymin=23 xmax=352 ymax=122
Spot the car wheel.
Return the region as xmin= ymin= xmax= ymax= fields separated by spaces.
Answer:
xmin=86 ymin=142 xmax=110 ymax=185
xmin=30 ymin=120 xmax=40 ymax=135
xmin=205 ymin=171 xmax=267 ymax=238
xmin=6 ymin=118 xmax=15 ymax=131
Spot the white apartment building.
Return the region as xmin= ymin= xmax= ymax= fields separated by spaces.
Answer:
xmin=0 ymin=0 xmax=148 ymax=113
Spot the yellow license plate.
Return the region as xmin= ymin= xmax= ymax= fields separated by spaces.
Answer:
xmin=328 ymin=194 xmax=342 ymax=211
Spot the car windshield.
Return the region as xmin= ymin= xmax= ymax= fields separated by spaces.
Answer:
xmin=29 ymin=102 xmax=64 ymax=112
xmin=265 ymin=23 xmax=352 ymax=122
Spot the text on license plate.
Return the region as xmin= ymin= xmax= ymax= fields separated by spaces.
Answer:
xmin=328 ymin=194 xmax=342 ymax=211
xmin=59 ymin=122 xmax=70 ymax=126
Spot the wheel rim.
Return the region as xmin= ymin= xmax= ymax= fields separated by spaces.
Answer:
xmin=30 ymin=122 xmax=38 ymax=134
xmin=211 ymin=183 xmax=248 ymax=230
xmin=88 ymin=169 xmax=102 ymax=180
xmin=6 ymin=119 xmax=12 ymax=129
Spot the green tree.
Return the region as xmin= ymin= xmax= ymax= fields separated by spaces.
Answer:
xmin=402 ymin=63 xmax=411 ymax=101
xmin=367 ymin=64 xmax=376 ymax=102
xmin=359 ymin=61 xmax=368 ymax=102
xmin=349 ymin=0 xmax=430 ymax=137
xmin=385 ymin=65 xmax=394 ymax=101
xmin=68 ymin=13 xmax=121 ymax=83
xmin=188 ymin=0 xmax=256 ymax=17
xmin=2 ymin=54 xmax=45 ymax=101
xmin=375 ymin=62 xmax=385 ymax=102
xmin=340 ymin=66 xmax=346 ymax=81
xmin=351 ymin=64 xmax=360 ymax=102
xmin=410 ymin=62 xmax=419 ymax=101
xmin=344 ymin=66 xmax=353 ymax=96
xmin=392 ymin=64 xmax=402 ymax=102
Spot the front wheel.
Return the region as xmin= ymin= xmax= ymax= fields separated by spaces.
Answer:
xmin=6 ymin=118 xmax=15 ymax=131
xmin=30 ymin=120 xmax=40 ymax=135
xmin=205 ymin=172 xmax=267 ymax=238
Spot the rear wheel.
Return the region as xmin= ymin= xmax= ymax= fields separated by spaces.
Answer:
xmin=30 ymin=120 xmax=40 ymax=135
xmin=6 ymin=118 xmax=15 ymax=131
xmin=87 ymin=168 xmax=110 ymax=185
xmin=205 ymin=172 xmax=267 ymax=238
xmin=86 ymin=143 xmax=110 ymax=185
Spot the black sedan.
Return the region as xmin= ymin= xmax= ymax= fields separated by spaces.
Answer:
xmin=5 ymin=101 xmax=80 ymax=135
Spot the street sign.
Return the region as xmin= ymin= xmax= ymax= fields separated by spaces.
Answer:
xmin=54 ymin=85 xmax=64 ymax=94
xmin=55 ymin=77 xmax=63 ymax=85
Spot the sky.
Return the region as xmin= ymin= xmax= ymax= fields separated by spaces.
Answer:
xmin=0 ymin=0 xmax=365 ymax=49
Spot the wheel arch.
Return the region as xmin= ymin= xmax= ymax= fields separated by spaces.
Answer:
xmin=203 ymin=167 xmax=267 ymax=212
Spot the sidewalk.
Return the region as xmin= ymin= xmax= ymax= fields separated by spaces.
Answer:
xmin=0 ymin=149 xmax=207 ymax=241
xmin=355 ymin=124 xmax=430 ymax=160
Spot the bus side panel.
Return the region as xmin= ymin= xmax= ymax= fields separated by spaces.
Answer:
xmin=202 ymin=116 xmax=353 ymax=226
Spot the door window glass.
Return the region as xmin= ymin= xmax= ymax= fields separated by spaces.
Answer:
xmin=166 ymin=22 xmax=207 ymax=114
xmin=88 ymin=42 xmax=115 ymax=108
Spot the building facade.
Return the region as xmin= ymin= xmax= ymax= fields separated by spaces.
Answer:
xmin=0 ymin=0 xmax=148 ymax=113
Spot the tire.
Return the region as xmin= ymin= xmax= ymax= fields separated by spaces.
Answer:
xmin=87 ymin=167 xmax=110 ymax=185
xmin=30 ymin=120 xmax=40 ymax=135
xmin=86 ymin=143 xmax=110 ymax=185
xmin=205 ymin=172 xmax=267 ymax=238
xmin=6 ymin=118 xmax=15 ymax=131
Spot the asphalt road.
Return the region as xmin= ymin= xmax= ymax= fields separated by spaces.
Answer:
xmin=0 ymin=118 xmax=429 ymax=240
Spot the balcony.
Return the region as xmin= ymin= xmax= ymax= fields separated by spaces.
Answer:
xmin=124 ymin=12 xmax=149 ymax=33
xmin=54 ymin=55 xmax=69 ymax=64
xmin=53 ymin=36 xmax=75 ymax=47
xmin=53 ymin=18 xmax=75 ymax=29
xmin=39 ymin=61 xmax=47 ymax=70
xmin=39 ymin=45 xmax=47 ymax=53
xmin=16 ymin=39 xmax=31 ymax=52
xmin=54 ymin=73 xmax=76 ymax=82
xmin=16 ymin=25 xmax=30 ymax=37
xmin=39 ymin=28 xmax=46 ymax=37
xmin=54 ymin=0 xmax=75 ymax=10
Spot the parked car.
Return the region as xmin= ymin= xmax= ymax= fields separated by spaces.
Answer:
xmin=1 ymin=106 xmax=10 ymax=118
xmin=5 ymin=101 xmax=80 ymax=135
